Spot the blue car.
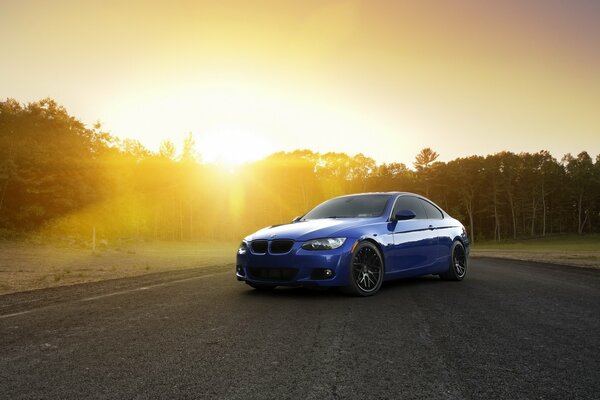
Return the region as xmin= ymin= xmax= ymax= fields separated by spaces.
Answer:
xmin=236 ymin=192 xmax=469 ymax=296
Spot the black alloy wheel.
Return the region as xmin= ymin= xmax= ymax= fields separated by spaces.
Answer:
xmin=344 ymin=241 xmax=384 ymax=296
xmin=440 ymin=241 xmax=468 ymax=281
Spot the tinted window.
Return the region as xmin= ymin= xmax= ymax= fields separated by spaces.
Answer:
xmin=303 ymin=194 xmax=392 ymax=219
xmin=392 ymin=196 xmax=426 ymax=219
xmin=420 ymin=199 xmax=444 ymax=219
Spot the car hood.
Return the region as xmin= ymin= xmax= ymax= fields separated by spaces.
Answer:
xmin=246 ymin=218 xmax=381 ymax=242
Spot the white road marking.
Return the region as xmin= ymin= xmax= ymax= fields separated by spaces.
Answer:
xmin=0 ymin=310 xmax=34 ymax=319
xmin=80 ymin=272 xmax=228 ymax=301
xmin=0 ymin=271 xmax=229 ymax=319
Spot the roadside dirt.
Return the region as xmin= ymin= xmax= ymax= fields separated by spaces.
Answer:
xmin=471 ymin=249 xmax=600 ymax=269
xmin=0 ymin=241 xmax=236 ymax=295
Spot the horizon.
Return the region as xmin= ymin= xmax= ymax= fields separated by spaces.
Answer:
xmin=2 ymin=0 xmax=599 ymax=166
xmin=6 ymin=96 xmax=599 ymax=171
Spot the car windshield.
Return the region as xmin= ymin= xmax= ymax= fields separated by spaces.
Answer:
xmin=302 ymin=194 xmax=392 ymax=219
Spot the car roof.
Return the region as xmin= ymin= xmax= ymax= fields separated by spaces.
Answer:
xmin=331 ymin=192 xmax=450 ymax=218
xmin=333 ymin=191 xmax=419 ymax=197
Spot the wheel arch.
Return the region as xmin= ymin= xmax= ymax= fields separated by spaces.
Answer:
xmin=453 ymin=235 xmax=465 ymax=247
xmin=452 ymin=232 xmax=470 ymax=256
xmin=354 ymin=237 xmax=387 ymax=271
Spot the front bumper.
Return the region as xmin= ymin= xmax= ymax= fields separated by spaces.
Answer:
xmin=236 ymin=239 xmax=355 ymax=287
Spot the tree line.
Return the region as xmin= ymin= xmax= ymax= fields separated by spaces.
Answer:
xmin=1 ymin=98 xmax=599 ymax=244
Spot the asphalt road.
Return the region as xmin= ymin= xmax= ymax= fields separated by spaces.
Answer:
xmin=1 ymin=258 xmax=599 ymax=400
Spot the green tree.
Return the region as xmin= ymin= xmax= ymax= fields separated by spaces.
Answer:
xmin=159 ymin=140 xmax=176 ymax=159
xmin=181 ymin=133 xmax=199 ymax=162
xmin=446 ymin=156 xmax=484 ymax=243
xmin=413 ymin=148 xmax=440 ymax=197
xmin=0 ymin=98 xmax=110 ymax=231
xmin=562 ymin=152 xmax=595 ymax=234
xmin=413 ymin=148 xmax=439 ymax=170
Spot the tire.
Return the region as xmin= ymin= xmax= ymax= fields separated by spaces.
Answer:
xmin=342 ymin=241 xmax=384 ymax=296
xmin=246 ymin=282 xmax=276 ymax=291
xmin=439 ymin=241 xmax=468 ymax=281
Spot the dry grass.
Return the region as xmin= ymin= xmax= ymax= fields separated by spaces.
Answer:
xmin=0 ymin=241 xmax=237 ymax=295
xmin=472 ymin=234 xmax=600 ymax=269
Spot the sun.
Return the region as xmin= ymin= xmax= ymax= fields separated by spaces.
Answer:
xmin=198 ymin=127 xmax=276 ymax=167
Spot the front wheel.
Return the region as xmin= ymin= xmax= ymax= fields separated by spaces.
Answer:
xmin=342 ymin=241 xmax=384 ymax=296
xmin=439 ymin=241 xmax=468 ymax=281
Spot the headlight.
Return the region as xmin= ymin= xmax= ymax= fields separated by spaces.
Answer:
xmin=301 ymin=238 xmax=346 ymax=250
xmin=237 ymin=241 xmax=248 ymax=255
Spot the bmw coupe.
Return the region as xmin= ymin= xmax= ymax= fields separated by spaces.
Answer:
xmin=236 ymin=192 xmax=469 ymax=296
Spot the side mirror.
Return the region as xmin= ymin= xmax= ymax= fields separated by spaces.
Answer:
xmin=292 ymin=216 xmax=303 ymax=223
xmin=394 ymin=210 xmax=416 ymax=221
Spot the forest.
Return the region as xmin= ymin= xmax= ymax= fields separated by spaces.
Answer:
xmin=1 ymin=98 xmax=599 ymax=245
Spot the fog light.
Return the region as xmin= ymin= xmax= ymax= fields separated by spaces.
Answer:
xmin=236 ymin=265 xmax=245 ymax=276
xmin=310 ymin=268 xmax=335 ymax=280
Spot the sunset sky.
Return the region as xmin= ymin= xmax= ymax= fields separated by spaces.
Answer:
xmin=1 ymin=0 xmax=599 ymax=165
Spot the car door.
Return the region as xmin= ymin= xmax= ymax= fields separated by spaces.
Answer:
xmin=418 ymin=198 xmax=446 ymax=264
xmin=388 ymin=196 xmax=438 ymax=274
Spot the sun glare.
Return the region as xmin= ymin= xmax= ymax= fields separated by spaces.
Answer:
xmin=198 ymin=128 xmax=276 ymax=167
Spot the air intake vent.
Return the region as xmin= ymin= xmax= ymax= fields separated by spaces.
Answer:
xmin=250 ymin=240 xmax=268 ymax=254
xmin=270 ymin=240 xmax=294 ymax=254
xmin=248 ymin=267 xmax=298 ymax=281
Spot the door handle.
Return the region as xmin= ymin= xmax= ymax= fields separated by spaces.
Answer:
xmin=428 ymin=225 xmax=434 ymax=230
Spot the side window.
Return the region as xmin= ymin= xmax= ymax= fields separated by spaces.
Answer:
xmin=420 ymin=199 xmax=444 ymax=219
xmin=392 ymin=196 xmax=427 ymax=219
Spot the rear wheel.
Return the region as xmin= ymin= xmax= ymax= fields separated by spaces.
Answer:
xmin=343 ymin=241 xmax=384 ymax=296
xmin=246 ymin=282 xmax=276 ymax=291
xmin=440 ymin=241 xmax=467 ymax=281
